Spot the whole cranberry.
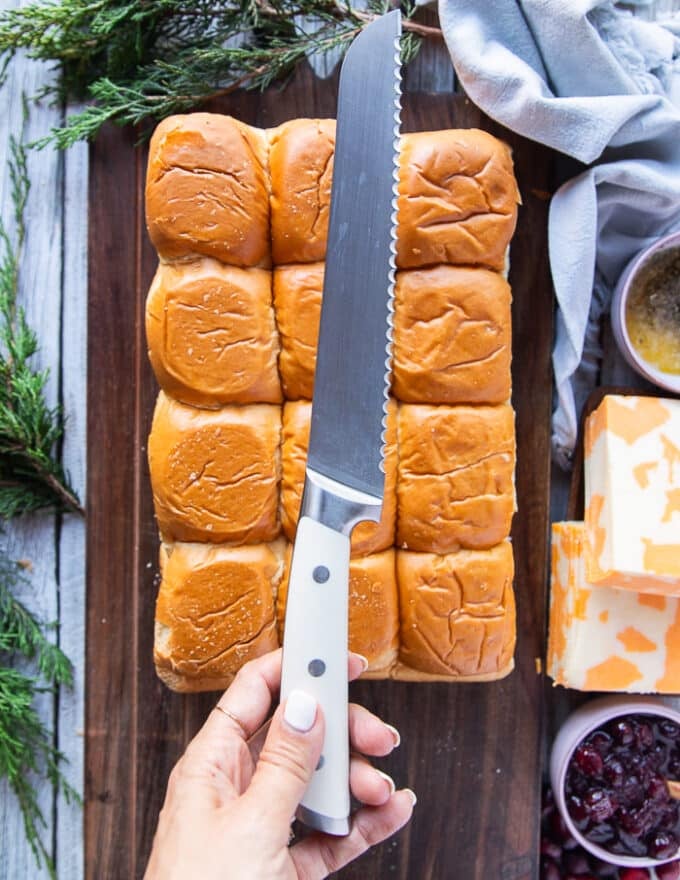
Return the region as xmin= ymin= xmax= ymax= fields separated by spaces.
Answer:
xmin=583 ymin=788 xmax=616 ymax=823
xmin=603 ymin=756 xmax=625 ymax=788
xmin=548 ymin=808 xmax=579 ymax=848
xmin=660 ymin=721 xmax=680 ymax=740
xmin=562 ymin=850 xmax=591 ymax=874
xmin=657 ymin=862 xmax=680 ymax=880
xmin=566 ymin=794 xmax=588 ymax=825
xmin=540 ymin=836 xmax=562 ymax=861
xmin=590 ymin=731 xmax=613 ymax=755
xmin=648 ymin=830 xmax=679 ymax=860
xmin=539 ymin=857 xmax=561 ymax=880
xmin=650 ymin=742 xmax=668 ymax=769
xmin=611 ymin=718 xmax=635 ymax=746
xmin=635 ymin=720 xmax=655 ymax=749
xmin=572 ymin=743 xmax=604 ymax=778
xmin=619 ymin=869 xmax=651 ymax=880
xmin=648 ymin=774 xmax=669 ymax=801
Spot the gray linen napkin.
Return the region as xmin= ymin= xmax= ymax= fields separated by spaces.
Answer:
xmin=437 ymin=0 xmax=680 ymax=467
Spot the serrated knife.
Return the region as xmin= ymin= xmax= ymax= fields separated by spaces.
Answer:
xmin=280 ymin=10 xmax=402 ymax=837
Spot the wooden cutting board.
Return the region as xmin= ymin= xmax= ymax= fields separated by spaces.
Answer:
xmin=86 ymin=65 xmax=554 ymax=879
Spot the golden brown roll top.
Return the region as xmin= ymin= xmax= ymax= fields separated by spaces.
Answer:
xmin=396 ymin=129 xmax=519 ymax=270
xmin=392 ymin=266 xmax=512 ymax=404
xmin=273 ymin=262 xmax=323 ymax=400
xmin=397 ymin=404 xmax=516 ymax=554
xmin=146 ymin=259 xmax=282 ymax=407
xmin=268 ymin=119 xmax=336 ymax=265
xmin=146 ymin=113 xmax=270 ymax=267
xmin=280 ymin=399 xmax=398 ymax=556
xmin=148 ymin=392 xmax=281 ymax=544
xmin=155 ymin=540 xmax=283 ymax=692
xmin=395 ymin=542 xmax=515 ymax=680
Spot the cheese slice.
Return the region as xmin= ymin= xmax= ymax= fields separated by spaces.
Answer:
xmin=548 ymin=521 xmax=680 ymax=693
xmin=584 ymin=394 xmax=680 ymax=595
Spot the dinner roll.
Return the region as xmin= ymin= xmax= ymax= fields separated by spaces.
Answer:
xmin=148 ymin=392 xmax=281 ymax=544
xmin=146 ymin=259 xmax=282 ymax=407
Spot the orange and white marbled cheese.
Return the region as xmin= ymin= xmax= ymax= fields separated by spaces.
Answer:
xmin=548 ymin=521 xmax=680 ymax=693
xmin=584 ymin=394 xmax=680 ymax=595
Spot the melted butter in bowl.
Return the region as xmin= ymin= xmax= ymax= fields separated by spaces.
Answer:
xmin=625 ymin=246 xmax=680 ymax=376
xmin=611 ymin=232 xmax=680 ymax=394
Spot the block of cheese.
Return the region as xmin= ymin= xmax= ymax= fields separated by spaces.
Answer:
xmin=146 ymin=113 xmax=270 ymax=267
xmin=155 ymin=540 xmax=283 ymax=692
xmin=394 ymin=543 xmax=515 ymax=680
xmin=280 ymin=399 xmax=398 ymax=556
xmin=266 ymin=118 xmax=520 ymax=268
xmin=397 ymin=404 xmax=516 ymax=553
xmin=548 ymin=521 xmax=680 ymax=693
xmin=146 ymin=259 xmax=282 ymax=407
xmin=277 ymin=546 xmax=399 ymax=677
xmin=584 ymin=394 xmax=680 ymax=595
xmin=148 ymin=392 xmax=281 ymax=544
xmin=274 ymin=262 xmax=512 ymax=405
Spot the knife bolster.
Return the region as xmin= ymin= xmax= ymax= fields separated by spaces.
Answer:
xmin=301 ymin=467 xmax=383 ymax=536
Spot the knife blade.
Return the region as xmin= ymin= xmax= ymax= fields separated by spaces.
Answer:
xmin=280 ymin=9 xmax=402 ymax=837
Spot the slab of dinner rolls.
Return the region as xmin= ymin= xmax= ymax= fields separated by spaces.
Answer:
xmin=280 ymin=399 xmax=398 ymax=556
xmin=145 ymin=112 xmax=520 ymax=689
xmin=155 ymin=540 xmax=283 ymax=692
xmin=146 ymin=259 xmax=282 ymax=407
xmin=146 ymin=113 xmax=270 ymax=267
xmin=397 ymin=404 xmax=516 ymax=554
xmin=277 ymin=546 xmax=399 ymax=678
xmin=148 ymin=392 xmax=281 ymax=544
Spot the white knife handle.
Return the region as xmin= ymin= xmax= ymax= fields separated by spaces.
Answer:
xmin=281 ymin=514 xmax=351 ymax=836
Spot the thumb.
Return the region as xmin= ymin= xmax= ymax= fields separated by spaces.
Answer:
xmin=244 ymin=690 xmax=324 ymax=833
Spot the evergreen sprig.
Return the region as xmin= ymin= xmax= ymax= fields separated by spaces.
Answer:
xmin=0 ymin=0 xmax=434 ymax=149
xmin=0 ymin=137 xmax=83 ymax=516
xmin=0 ymin=554 xmax=78 ymax=879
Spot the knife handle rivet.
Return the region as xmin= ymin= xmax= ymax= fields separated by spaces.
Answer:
xmin=312 ymin=565 xmax=330 ymax=584
xmin=308 ymin=659 xmax=326 ymax=677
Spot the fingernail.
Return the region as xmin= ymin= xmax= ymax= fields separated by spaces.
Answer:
xmin=376 ymin=770 xmax=396 ymax=795
xmin=385 ymin=724 xmax=401 ymax=748
xmin=404 ymin=788 xmax=417 ymax=806
xmin=283 ymin=690 xmax=317 ymax=732
xmin=354 ymin=652 xmax=369 ymax=672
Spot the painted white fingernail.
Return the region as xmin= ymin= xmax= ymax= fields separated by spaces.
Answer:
xmin=353 ymin=652 xmax=369 ymax=672
xmin=386 ymin=724 xmax=401 ymax=747
xmin=404 ymin=788 xmax=417 ymax=806
xmin=284 ymin=690 xmax=317 ymax=732
xmin=376 ymin=770 xmax=396 ymax=795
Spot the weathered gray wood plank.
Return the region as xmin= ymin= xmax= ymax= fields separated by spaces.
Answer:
xmin=56 ymin=132 xmax=87 ymax=880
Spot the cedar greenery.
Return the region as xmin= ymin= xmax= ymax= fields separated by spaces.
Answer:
xmin=0 ymin=556 xmax=78 ymax=879
xmin=0 ymin=0 xmax=439 ymax=149
xmin=0 ymin=135 xmax=82 ymax=876
xmin=0 ymin=135 xmax=83 ymax=516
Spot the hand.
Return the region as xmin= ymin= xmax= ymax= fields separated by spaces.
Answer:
xmin=144 ymin=649 xmax=415 ymax=880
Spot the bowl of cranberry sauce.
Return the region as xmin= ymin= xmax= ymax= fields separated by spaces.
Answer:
xmin=551 ymin=696 xmax=680 ymax=869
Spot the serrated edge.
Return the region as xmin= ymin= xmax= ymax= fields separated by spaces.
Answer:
xmin=379 ymin=22 xmax=402 ymax=476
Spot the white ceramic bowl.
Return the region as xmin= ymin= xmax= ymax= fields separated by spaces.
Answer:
xmin=610 ymin=230 xmax=680 ymax=395
xmin=550 ymin=695 xmax=680 ymax=869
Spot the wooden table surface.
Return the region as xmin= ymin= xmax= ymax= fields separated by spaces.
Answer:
xmin=0 ymin=2 xmax=678 ymax=878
